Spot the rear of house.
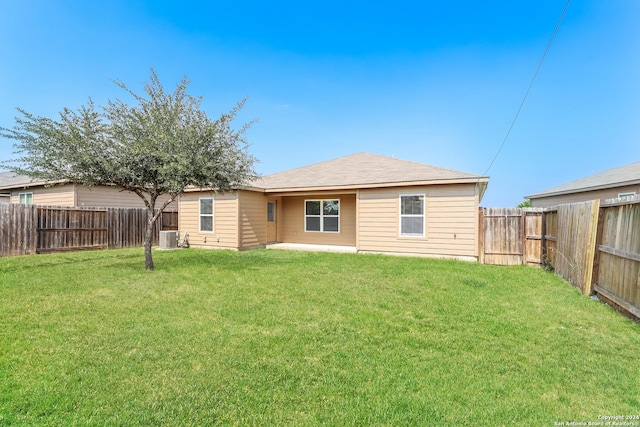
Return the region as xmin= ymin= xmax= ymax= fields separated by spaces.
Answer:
xmin=178 ymin=153 xmax=488 ymax=261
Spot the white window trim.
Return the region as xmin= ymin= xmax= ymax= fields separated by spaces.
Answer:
xmin=304 ymin=199 xmax=340 ymax=233
xmin=399 ymin=193 xmax=426 ymax=238
xmin=18 ymin=192 xmax=33 ymax=205
xmin=199 ymin=197 xmax=214 ymax=233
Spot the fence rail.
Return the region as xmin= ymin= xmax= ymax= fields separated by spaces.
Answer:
xmin=0 ymin=204 xmax=178 ymax=257
xmin=481 ymin=197 xmax=640 ymax=319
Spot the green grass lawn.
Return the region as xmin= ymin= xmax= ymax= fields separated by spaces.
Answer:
xmin=1 ymin=248 xmax=639 ymax=426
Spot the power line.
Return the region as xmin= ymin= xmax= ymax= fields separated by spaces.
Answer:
xmin=482 ymin=0 xmax=571 ymax=177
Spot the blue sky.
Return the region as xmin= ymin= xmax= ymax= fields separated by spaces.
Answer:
xmin=1 ymin=0 xmax=638 ymax=206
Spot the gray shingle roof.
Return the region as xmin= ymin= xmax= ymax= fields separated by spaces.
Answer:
xmin=0 ymin=171 xmax=35 ymax=188
xmin=527 ymin=161 xmax=640 ymax=199
xmin=253 ymin=152 xmax=486 ymax=190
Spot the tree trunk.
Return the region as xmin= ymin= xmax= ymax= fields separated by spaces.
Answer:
xmin=144 ymin=207 xmax=155 ymax=270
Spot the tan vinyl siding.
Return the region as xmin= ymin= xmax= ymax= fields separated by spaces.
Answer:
xmin=178 ymin=191 xmax=239 ymax=249
xmin=358 ymin=184 xmax=479 ymax=258
xmin=280 ymin=194 xmax=356 ymax=246
xmin=238 ymin=190 xmax=268 ymax=250
xmin=76 ymin=185 xmax=177 ymax=209
xmin=10 ymin=184 xmax=75 ymax=206
xmin=9 ymin=184 xmax=178 ymax=209
xmin=530 ymin=184 xmax=640 ymax=208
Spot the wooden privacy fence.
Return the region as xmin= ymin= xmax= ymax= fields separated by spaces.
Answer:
xmin=36 ymin=206 xmax=108 ymax=253
xmin=0 ymin=204 xmax=178 ymax=257
xmin=481 ymin=197 xmax=640 ymax=319
xmin=592 ymin=197 xmax=640 ymax=319
xmin=543 ymin=200 xmax=601 ymax=295
xmin=479 ymin=207 xmax=543 ymax=266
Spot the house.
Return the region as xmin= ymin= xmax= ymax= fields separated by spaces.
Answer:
xmin=0 ymin=171 xmax=176 ymax=208
xmin=0 ymin=172 xmax=28 ymax=204
xmin=526 ymin=161 xmax=640 ymax=208
xmin=178 ymin=153 xmax=489 ymax=261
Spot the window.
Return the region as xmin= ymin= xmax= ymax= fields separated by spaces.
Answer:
xmin=305 ymin=200 xmax=339 ymax=232
xmin=618 ymin=192 xmax=636 ymax=198
xmin=199 ymin=198 xmax=214 ymax=232
xmin=267 ymin=202 xmax=276 ymax=222
xmin=400 ymin=194 xmax=425 ymax=237
xmin=18 ymin=192 xmax=33 ymax=205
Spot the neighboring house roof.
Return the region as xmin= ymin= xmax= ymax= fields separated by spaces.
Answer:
xmin=0 ymin=171 xmax=66 ymax=191
xmin=253 ymin=152 xmax=488 ymax=194
xmin=0 ymin=171 xmax=34 ymax=188
xmin=526 ymin=161 xmax=640 ymax=199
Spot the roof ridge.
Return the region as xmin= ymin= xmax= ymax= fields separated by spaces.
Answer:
xmin=262 ymin=152 xmax=484 ymax=179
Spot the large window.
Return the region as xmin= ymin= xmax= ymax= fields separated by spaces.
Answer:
xmin=400 ymin=194 xmax=425 ymax=237
xmin=199 ymin=198 xmax=214 ymax=232
xmin=18 ymin=192 xmax=33 ymax=205
xmin=305 ymin=200 xmax=339 ymax=232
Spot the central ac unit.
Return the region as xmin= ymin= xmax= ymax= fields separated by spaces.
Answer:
xmin=159 ymin=230 xmax=178 ymax=249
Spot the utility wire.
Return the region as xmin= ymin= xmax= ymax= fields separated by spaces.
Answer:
xmin=482 ymin=0 xmax=571 ymax=177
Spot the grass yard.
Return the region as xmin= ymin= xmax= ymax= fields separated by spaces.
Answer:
xmin=1 ymin=248 xmax=639 ymax=426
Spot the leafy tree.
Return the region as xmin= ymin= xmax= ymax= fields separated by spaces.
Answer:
xmin=517 ymin=199 xmax=531 ymax=208
xmin=1 ymin=69 xmax=257 ymax=270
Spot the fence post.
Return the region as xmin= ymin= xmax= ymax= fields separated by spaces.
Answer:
xmin=31 ymin=204 xmax=38 ymax=254
xmin=589 ymin=204 xmax=606 ymax=294
xmin=520 ymin=209 xmax=526 ymax=266
xmin=541 ymin=210 xmax=547 ymax=266
xmin=478 ymin=208 xmax=485 ymax=264
xmin=582 ymin=199 xmax=601 ymax=295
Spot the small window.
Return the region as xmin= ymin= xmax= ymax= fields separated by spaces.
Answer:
xmin=618 ymin=192 xmax=636 ymax=198
xmin=18 ymin=192 xmax=33 ymax=205
xmin=305 ymin=199 xmax=339 ymax=232
xmin=400 ymin=194 xmax=425 ymax=237
xmin=199 ymin=198 xmax=214 ymax=232
xmin=267 ymin=202 xmax=276 ymax=222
